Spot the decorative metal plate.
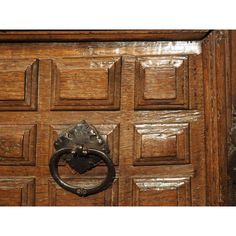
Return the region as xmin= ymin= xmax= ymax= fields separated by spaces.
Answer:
xmin=54 ymin=120 xmax=110 ymax=174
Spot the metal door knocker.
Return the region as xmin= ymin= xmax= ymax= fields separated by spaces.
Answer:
xmin=49 ymin=120 xmax=115 ymax=197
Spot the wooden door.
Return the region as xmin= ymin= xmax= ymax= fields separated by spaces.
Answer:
xmin=0 ymin=30 xmax=230 ymax=206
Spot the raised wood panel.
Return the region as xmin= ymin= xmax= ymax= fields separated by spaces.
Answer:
xmin=0 ymin=124 xmax=37 ymax=165
xmin=0 ymin=59 xmax=38 ymax=111
xmin=144 ymin=67 xmax=176 ymax=99
xmin=0 ymin=177 xmax=35 ymax=206
xmin=50 ymin=57 xmax=121 ymax=110
xmin=60 ymin=70 xmax=108 ymax=99
xmin=48 ymin=177 xmax=118 ymax=206
xmin=142 ymin=134 xmax=177 ymax=157
xmin=134 ymin=56 xmax=189 ymax=110
xmin=0 ymin=71 xmax=25 ymax=100
xmin=132 ymin=177 xmax=191 ymax=206
xmin=49 ymin=124 xmax=119 ymax=165
xmin=134 ymin=123 xmax=190 ymax=165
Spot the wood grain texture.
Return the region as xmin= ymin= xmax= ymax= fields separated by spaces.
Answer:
xmin=0 ymin=71 xmax=25 ymax=100
xmin=48 ymin=177 xmax=118 ymax=206
xmin=0 ymin=124 xmax=37 ymax=165
xmin=0 ymin=30 xmax=210 ymax=42
xmin=0 ymin=42 xmax=202 ymax=58
xmin=202 ymin=31 xmax=231 ymax=205
xmin=0 ymin=59 xmax=38 ymax=110
xmin=132 ymin=177 xmax=191 ymax=206
xmin=0 ymin=177 xmax=35 ymax=206
xmin=133 ymin=123 xmax=190 ymax=165
xmin=228 ymin=31 xmax=236 ymax=205
xmin=134 ymin=56 xmax=189 ymax=109
xmin=144 ymin=67 xmax=176 ymax=99
xmin=0 ymin=40 xmax=205 ymax=206
xmin=51 ymin=57 xmax=121 ymax=110
xmin=0 ymin=30 xmax=231 ymax=206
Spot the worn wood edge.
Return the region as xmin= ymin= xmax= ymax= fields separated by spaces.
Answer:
xmin=0 ymin=30 xmax=210 ymax=42
xmin=228 ymin=31 xmax=236 ymax=205
xmin=222 ymin=31 xmax=231 ymax=206
xmin=202 ymin=30 xmax=231 ymax=205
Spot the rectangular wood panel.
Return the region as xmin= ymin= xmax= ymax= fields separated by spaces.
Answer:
xmin=50 ymin=57 xmax=121 ymax=110
xmin=133 ymin=123 xmax=190 ymax=165
xmin=132 ymin=177 xmax=191 ymax=206
xmin=60 ymin=69 xmax=108 ymax=99
xmin=0 ymin=177 xmax=35 ymax=206
xmin=0 ymin=71 xmax=25 ymax=100
xmin=144 ymin=67 xmax=176 ymax=99
xmin=0 ymin=124 xmax=37 ymax=165
xmin=135 ymin=56 xmax=189 ymax=110
xmin=0 ymin=59 xmax=38 ymax=111
xmin=48 ymin=177 xmax=118 ymax=206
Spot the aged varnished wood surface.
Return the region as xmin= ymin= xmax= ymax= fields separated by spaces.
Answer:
xmin=0 ymin=30 xmax=210 ymax=42
xmin=0 ymin=30 xmax=232 ymax=206
xmin=229 ymin=31 xmax=236 ymax=205
xmin=202 ymin=31 xmax=231 ymax=205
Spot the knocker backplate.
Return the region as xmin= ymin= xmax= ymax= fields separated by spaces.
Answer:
xmin=53 ymin=120 xmax=110 ymax=174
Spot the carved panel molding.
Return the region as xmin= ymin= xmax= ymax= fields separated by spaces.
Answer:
xmin=133 ymin=123 xmax=190 ymax=165
xmin=134 ymin=56 xmax=189 ymax=110
xmin=0 ymin=177 xmax=35 ymax=206
xmin=132 ymin=177 xmax=191 ymax=206
xmin=0 ymin=124 xmax=37 ymax=165
xmin=50 ymin=57 xmax=121 ymax=110
xmin=48 ymin=177 xmax=118 ymax=206
xmin=0 ymin=59 xmax=38 ymax=111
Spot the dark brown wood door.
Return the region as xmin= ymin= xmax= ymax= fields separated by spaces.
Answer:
xmin=0 ymin=33 xmax=228 ymax=206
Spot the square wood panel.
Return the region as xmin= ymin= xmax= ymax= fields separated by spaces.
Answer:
xmin=50 ymin=57 xmax=121 ymax=110
xmin=133 ymin=123 xmax=190 ymax=165
xmin=134 ymin=56 xmax=189 ymax=110
xmin=132 ymin=177 xmax=191 ymax=206
xmin=0 ymin=178 xmax=35 ymax=206
xmin=144 ymin=67 xmax=176 ymax=99
xmin=49 ymin=124 xmax=119 ymax=165
xmin=0 ymin=59 xmax=38 ymax=111
xmin=0 ymin=124 xmax=37 ymax=165
xmin=48 ymin=177 xmax=118 ymax=206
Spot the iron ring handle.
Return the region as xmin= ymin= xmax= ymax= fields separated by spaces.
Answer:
xmin=49 ymin=147 xmax=116 ymax=197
